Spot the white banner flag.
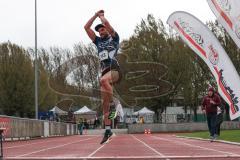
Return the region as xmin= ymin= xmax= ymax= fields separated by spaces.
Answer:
xmin=167 ymin=11 xmax=240 ymax=120
xmin=207 ymin=0 xmax=240 ymax=48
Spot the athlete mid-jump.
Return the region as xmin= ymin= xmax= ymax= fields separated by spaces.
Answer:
xmin=84 ymin=10 xmax=121 ymax=144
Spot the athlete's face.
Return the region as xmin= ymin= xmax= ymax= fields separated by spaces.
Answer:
xmin=208 ymin=91 xmax=213 ymax=97
xmin=98 ymin=27 xmax=109 ymax=38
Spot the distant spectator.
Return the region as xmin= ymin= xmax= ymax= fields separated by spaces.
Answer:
xmin=94 ymin=117 xmax=100 ymax=129
xmin=113 ymin=116 xmax=120 ymax=129
xmin=202 ymin=87 xmax=221 ymax=141
xmin=133 ymin=118 xmax=137 ymax=124
xmin=78 ymin=119 xmax=84 ymax=135
xmin=139 ymin=117 xmax=144 ymax=124
xmin=55 ymin=113 xmax=60 ymax=122
xmin=84 ymin=119 xmax=89 ymax=129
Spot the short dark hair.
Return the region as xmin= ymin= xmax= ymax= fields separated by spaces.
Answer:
xmin=208 ymin=87 xmax=214 ymax=92
xmin=95 ymin=24 xmax=105 ymax=32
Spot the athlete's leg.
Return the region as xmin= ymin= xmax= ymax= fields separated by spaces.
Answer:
xmin=100 ymin=70 xmax=119 ymax=144
xmin=100 ymin=70 xmax=119 ymax=126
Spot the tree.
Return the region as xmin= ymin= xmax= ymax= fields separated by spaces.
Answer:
xmin=116 ymin=14 xmax=213 ymax=121
xmin=0 ymin=43 xmax=35 ymax=117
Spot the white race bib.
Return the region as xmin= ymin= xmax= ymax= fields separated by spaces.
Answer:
xmin=99 ymin=50 xmax=109 ymax=61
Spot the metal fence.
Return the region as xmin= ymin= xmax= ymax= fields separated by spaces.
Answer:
xmin=159 ymin=114 xmax=193 ymax=123
xmin=159 ymin=114 xmax=206 ymax=123
xmin=158 ymin=113 xmax=240 ymax=123
xmin=0 ymin=115 xmax=78 ymax=140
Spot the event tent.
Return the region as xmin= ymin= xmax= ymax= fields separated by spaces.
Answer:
xmin=74 ymin=106 xmax=96 ymax=115
xmin=49 ymin=106 xmax=68 ymax=115
xmin=133 ymin=107 xmax=154 ymax=115
xmin=74 ymin=106 xmax=97 ymax=123
xmin=133 ymin=107 xmax=155 ymax=123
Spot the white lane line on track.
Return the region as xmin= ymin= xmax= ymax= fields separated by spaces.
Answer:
xmin=88 ymin=134 xmax=117 ymax=157
xmin=15 ymin=137 xmax=97 ymax=158
xmin=6 ymin=141 xmax=57 ymax=149
xmin=131 ymin=135 xmax=165 ymax=157
xmin=88 ymin=144 xmax=106 ymax=157
xmin=5 ymin=135 xmax=100 ymax=149
xmin=6 ymin=138 xmax=69 ymax=149
xmin=6 ymin=155 xmax=240 ymax=159
xmin=152 ymin=135 xmax=240 ymax=156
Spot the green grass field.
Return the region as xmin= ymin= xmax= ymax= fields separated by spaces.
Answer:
xmin=178 ymin=130 xmax=240 ymax=143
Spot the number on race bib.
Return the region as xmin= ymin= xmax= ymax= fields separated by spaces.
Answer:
xmin=99 ymin=50 xmax=109 ymax=61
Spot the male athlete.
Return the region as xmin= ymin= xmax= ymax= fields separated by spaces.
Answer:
xmin=84 ymin=10 xmax=121 ymax=144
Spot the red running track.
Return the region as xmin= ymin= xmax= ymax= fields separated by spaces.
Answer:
xmin=3 ymin=133 xmax=240 ymax=160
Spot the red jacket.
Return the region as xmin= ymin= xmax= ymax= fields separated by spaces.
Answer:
xmin=202 ymin=94 xmax=221 ymax=114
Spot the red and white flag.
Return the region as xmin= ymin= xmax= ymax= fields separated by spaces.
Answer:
xmin=207 ymin=0 xmax=240 ymax=48
xmin=167 ymin=11 xmax=240 ymax=120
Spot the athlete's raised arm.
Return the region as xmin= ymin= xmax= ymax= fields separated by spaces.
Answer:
xmin=98 ymin=10 xmax=117 ymax=37
xmin=84 ymin=12 xmax=99 ymax=41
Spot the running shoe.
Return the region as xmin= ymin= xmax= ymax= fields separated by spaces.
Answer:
xmin=108 ymin=103 xmax=117 ymax=120
xmin=210 ymin=136 xmax=214 ymax=142
xmin=100 ymin=129 xmax=113 ymax=144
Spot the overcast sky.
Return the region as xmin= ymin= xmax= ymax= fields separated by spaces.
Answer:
xmin=0 ymin=0 xmax=216 ymax=49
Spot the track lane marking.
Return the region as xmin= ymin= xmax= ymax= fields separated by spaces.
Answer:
xmin=88 ymin=144 xmax=106 ymax=157
xmin=152 ymin=135 xmax=240 ymax=156
xmin=88 ymin=134 xmax=117 ymax=157
xmin=15 ymin=137 xmax=97 ymax=158
xmin=131 ymin=135 xmax=165 ymax=157
xmin=6 ymin=135 xmax=100 ymax=149
xmin=6 ymin=155 xmax=240 ymax=159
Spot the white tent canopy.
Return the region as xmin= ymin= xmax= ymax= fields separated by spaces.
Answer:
xmin=74 ymin=106 xmax=96 ymax=115
xmin=133 ymin=107 xmax=154 ymax=115
xmin=50 ymin=106 xmax=68 ymax=115
xmin=133 ymin=107 xmax=155 ymax=123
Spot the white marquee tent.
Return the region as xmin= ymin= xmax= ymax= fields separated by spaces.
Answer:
xmin=134 ymin=107 xmax=155 ymax=115
xmin=133 ymin=107 xmax=155 ymax=123
xmin=74 ymin=106 xmax=97 ymax=122
xmin=49 ymin=106 xmax=68 ymax=115
xmin=74 ymin=106 xmax=96 ymax=115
